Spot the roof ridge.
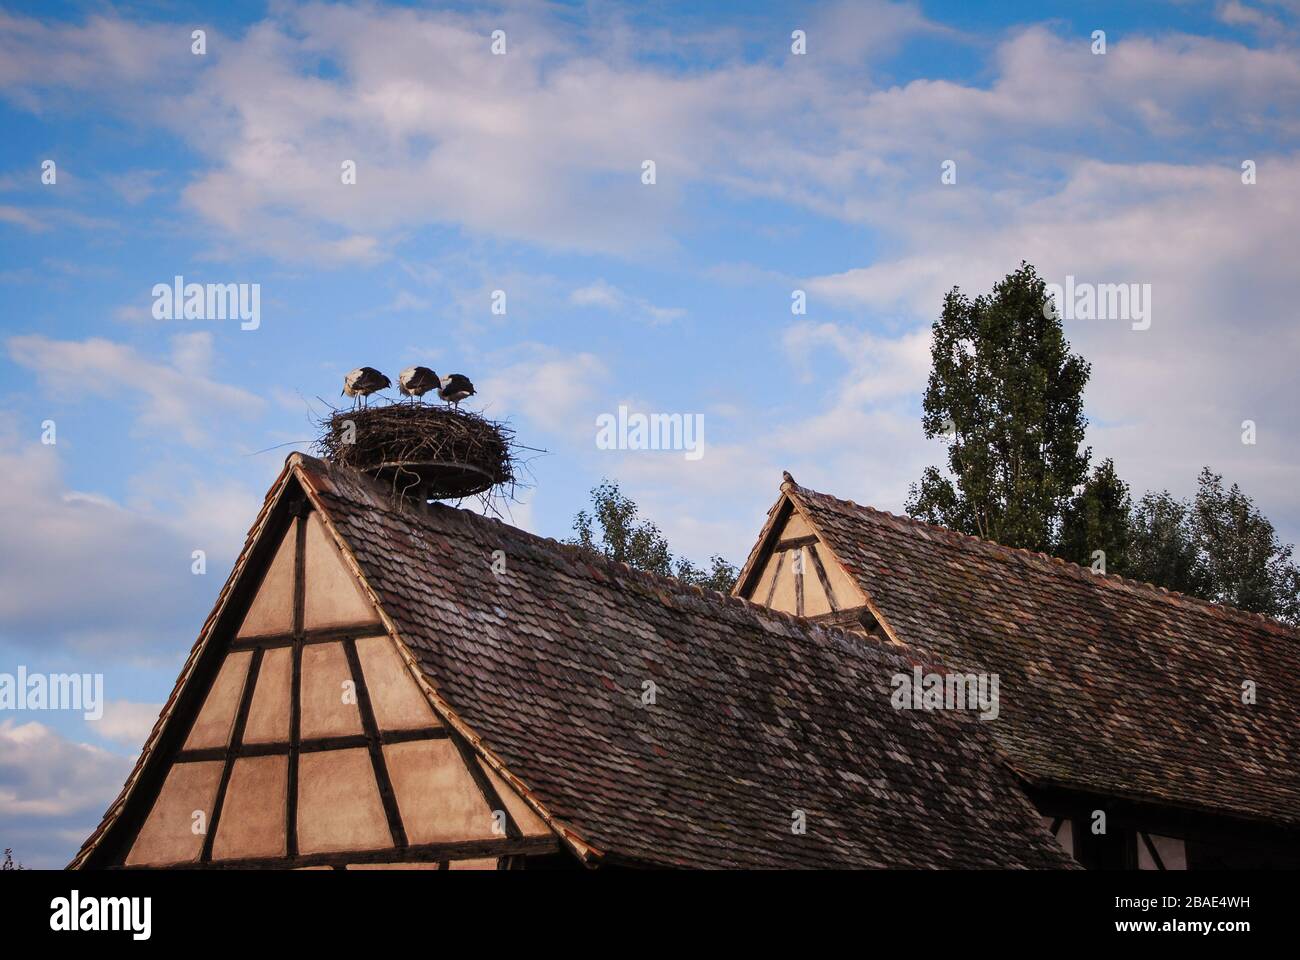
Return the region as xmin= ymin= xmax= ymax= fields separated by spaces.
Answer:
xmin=298 ymin=456 xmax=905 ymax=661
xmin=788 ymin=482 xmax=1300 ymax=637
xmin=442 ymin=503 xmax=900 ymax=656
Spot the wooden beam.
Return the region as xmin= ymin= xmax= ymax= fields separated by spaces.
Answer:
xmin=231 ymin=624 xmax=389 ymax=651
xmin=735 ymin=497 xmax=794 ymax=599
xmin=292 ymin=510 xmax=307 ymax=635
xmin=806 ymin=544 xmax=840 ymax=614
xmin=1139 ymin=830 xmax=1167 ymax=871
xmin=451 ymin=730 xmax=522 ymax=840
xmin=175 ymin=727 xmax=448 ymax=763
xmin=343 ymin=637 xmax=408 ymax=850
xmin=763 ymin=550 xmax=786 ymax=608
xmin=113 ymin=835 xmax=559 ymax=871
xmin=288 ymin=508 xmax=307 ymax=858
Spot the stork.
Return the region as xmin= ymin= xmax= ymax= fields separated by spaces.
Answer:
xmin=438 ymin=373 xmax=476 ymax=410
xmin=341 ymin=367 xmax=391 ymax=408
xmin=398 ymin=366 xmax=441 ymax=402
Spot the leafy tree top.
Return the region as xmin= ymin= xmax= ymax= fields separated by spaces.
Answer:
xmin=907 ymin=262 xmax=1092 ymax=552
xmin=568 ymin=478 xmax=739 ymax=593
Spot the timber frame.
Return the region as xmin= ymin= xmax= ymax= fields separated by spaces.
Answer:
xmin=731 ymin=482 xmax=898 ymax=641
xmin=77 ymin=470 xmax=565 ymax=870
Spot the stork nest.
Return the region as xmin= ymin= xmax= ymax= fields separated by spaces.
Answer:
xmin=316 ymin=403 xmax=517 ymax=502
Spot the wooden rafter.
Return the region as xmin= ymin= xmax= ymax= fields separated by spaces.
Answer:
xmin=230 ymin=623 xmax=389 ymax=650
xmin=1139 ymin=831 xmax=1167 ymax=871
xmin=764 ymin=549 xmax=786 ymax=607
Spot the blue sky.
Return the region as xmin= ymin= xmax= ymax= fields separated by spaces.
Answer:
xmin=2 ymin=0 xmax=1299 ymax=866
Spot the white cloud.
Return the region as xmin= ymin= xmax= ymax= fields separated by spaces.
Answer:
xmin=92 ymin=700 xmax=162 ymax=749
xmin=0 ymin=204 xmax=45 ymax=231
xmin=570 ymin=279 xmax=685 ymax=324
xmin=1215 ymin=0 xmax=1298 ymax=33
xmin=105 ymin=169 xmax=163 ymax=205
xmin=112 ymin=303 xmax=153 ymax=324
xmin=480 ymin=346 xmax=610 ymax=436
xmin=7 ymin=332 xmax=264 ymax=446
xmin=784 ymin=323 xmax=931 ymax=400
xmin=0 ymin=719 xmax=132 ymax=868
xmin=0 ymin=11 xmax=195 ymax=103
xmin=0 ymin=4 xmax=899 ymax=260
xmin=5 ymin=7 xmax=1299 ymax=263
xmin=0 ymin=425 xmax=246 ymax=656
xmin=385 ymin=290 xmax=431 ymax=312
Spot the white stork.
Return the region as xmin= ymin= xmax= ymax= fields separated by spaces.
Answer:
xmin=398 ymin=366 xmax=441 ymax=402
xmin=438 ymin=373 xmax=476 ymax=410
xmin=342 ymin=367 xmax=391 ymax=408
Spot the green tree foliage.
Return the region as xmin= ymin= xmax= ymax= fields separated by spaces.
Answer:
xmin=1128 ymin=468 xmax=1300 ymax=616
xmin=1059 ymin=458 xmax=1132 ymax=574
xmin=568 ymin=479 xmax=739 ymax=593
xmin=1191 ymin=469 xmax=1300 ymax=620
xmin=1109 ymin=470 xmax=1300 ymax=623
xmin=906 ymin=263 xmax=1092 ymax=552
xmin=1127 ymin=489 xmax=1206 ymax=597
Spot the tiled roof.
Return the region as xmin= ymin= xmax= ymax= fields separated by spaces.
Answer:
xmin=295 ymin=456 xmax=1074 ymax=868
xmin=785 ymin=482 xmax=1300 ymax=827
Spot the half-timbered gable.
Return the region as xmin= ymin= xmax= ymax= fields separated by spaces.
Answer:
xmin=73 ymin=460 xmax=555 ymax=870
xmin=736 ymin=489 xmax=866 ymax=624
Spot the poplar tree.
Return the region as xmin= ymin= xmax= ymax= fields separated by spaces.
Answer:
xmin=906 ymin=263 xmax=1092 ymax=552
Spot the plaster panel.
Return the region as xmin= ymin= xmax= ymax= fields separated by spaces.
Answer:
xmin=296 ymin=748 xmax=391 ymax=854
xmin=183 ymin=651 xmax=252 ymax=751
xmin=356 ymin=635 xmax=440 ymax=731
xmin=125 ymin=761 xmax=223 ymax=866
xmin=300 ymin=642 xmax=362 ymax=739
xmin=385 ymin=739 xmax=495 ymax=844
xmin=212 ymin=755 xmax=288 ymax=860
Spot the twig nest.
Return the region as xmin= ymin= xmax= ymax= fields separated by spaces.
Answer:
xmin=316 ymin=404 xmax=515 ymax=501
